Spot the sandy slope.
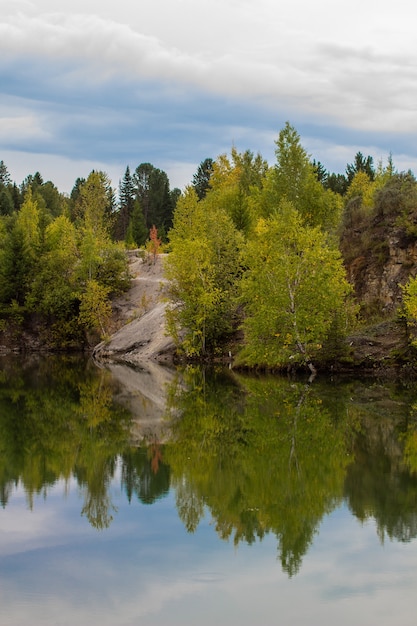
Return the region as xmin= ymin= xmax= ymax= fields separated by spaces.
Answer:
xmin=92 ymin=252 xmax=178 ymax=441
xmin=93 ymin=252 xmax=176 ymax=365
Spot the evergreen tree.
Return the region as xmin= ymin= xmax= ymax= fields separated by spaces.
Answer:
xmin=133 ymin=163 xmax=173 ymax=233
xmin=36 ymin=180 xmax=65 ymax=219
xmin=192 ymin=158 xmax=214 ymax=200
xmin=0 ymin=188 xmax=41 ymax=306
xmin=116 ymin=165 xmax=135 ymax=240
xmin=0 ymin=223 xmax=26 ymax=305
xmin=312 ymin=160 xmax=328 ymax=185
xmin=346 ymin=152 xmax=375 ymax=184
xmin=0 ymin=185 xmax=14 ymax=216
xmin=0 ymin=160 xmax=11 ymax=186
xmin=325 ymin=172 xmax=348 ymax=195
xmin=127 ymin=199 xmax=147 ymax=247
xmin=20 ymin=172 xmax=44 ymax=197
xmin=69 ymin=177 xmax=86 ymax=221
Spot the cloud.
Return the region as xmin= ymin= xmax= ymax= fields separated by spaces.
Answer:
xmin=1 ymin=2 xmax=417 ymax=193
xmin=0 ymin=13 xmax=205 ymax=85
xmin=0 ymin=113 xmax=49 ymax=143
xmin=2 ymin=9 xmax=417 ymax=135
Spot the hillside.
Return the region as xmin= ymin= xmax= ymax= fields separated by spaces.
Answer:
xmin=93 ymin=252 xmax=176 ymax=365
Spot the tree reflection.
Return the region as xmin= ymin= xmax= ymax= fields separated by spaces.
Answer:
xmin=343 ymin=382 xmax=417 ymax=543
xmin=165 ymin=367 xmax=353 ymax=576
xmin=3 ymin=355 xmax=417 ymax=562
xmin=166 ymin=369 xmax=417 ymax=572
xmin=0 ymin=356 xmax=131 ymax=528
xmin=121 ymin=445 xmax=171 ymax=505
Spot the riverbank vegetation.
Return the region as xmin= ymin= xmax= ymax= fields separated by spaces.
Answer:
xmin=2 ymin=123 xmax=417 ymax=371
xmin=166 ymin=123 xmax=417 ymax=372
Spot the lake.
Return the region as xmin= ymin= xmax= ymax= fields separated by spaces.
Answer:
xmin=1 ymin=355 xmax=417 ymax=625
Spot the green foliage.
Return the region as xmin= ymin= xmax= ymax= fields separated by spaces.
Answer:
xmin=0 ymin=168 xmax=129 ymax=346
xmin=115 ymin=165 xmax=135 ymax=240
xmin=75 ymin=171 xmax=129 ymax=293
xmin=271 ymin=122 xmax=342 ymax=232
xmin=192 ymin=157 xmax=214 ymax=200
xmin=71 ymin=171 xmax=114 ymax=229
xmin=27 ymin=215 xmax=78 ymax=319
xmin=133 ymin=162 xmax=174 ymax=233
xmin=77 ymin=171 xmax=114 ymax=233
xmin=401 ymin=276 xmax=417 ymax=347
xmin=68 ymin=176 xmax=85 ymax=221
xmin=127 ymin=199 xmax=148 ymax=247
xmin=346 ymin=151 xmax=375 ymax=184
xmin=338 ymin=166 xmax=417 ymax=326
xmin=325 ymin=172 xmax=348 ymax=195
xmin=35 ymin=180 xmax=66 ymax=220
xmin=207 ymin=148 xmax=268 ymax=237
xmin=376 ymin=171 xmax=417 ymax=236
xmin=0 ymin=160 xmax=11 ymax=186
xmin=166 ymin=187 xmax=243 ymax=356
xmin=0 ymin=189 xmax=41 ymax=307
xmin=78 ymin=279 xmax=112 ymax=339
xmin=0 ymin=185 xmax=14 ymax=216
xmin=345 ymin=171 xmax=376 ymax=209
xmin=239 ymin=202 xmax=351 ymax=369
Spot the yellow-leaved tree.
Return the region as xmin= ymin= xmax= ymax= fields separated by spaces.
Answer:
xmin=238 ymin=201 xmax=352 ymax=373
xmin=165 ymin=186 xmax=243 ymax=356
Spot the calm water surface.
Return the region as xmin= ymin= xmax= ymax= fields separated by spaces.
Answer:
xmin=1 ymin=356 xmax=417 ymax=625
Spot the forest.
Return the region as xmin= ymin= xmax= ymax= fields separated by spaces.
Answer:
xmin=2 ymin=122 xmax=417 ymax=371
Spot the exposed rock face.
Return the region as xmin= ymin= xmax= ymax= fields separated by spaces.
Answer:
xmin=93 ymin=252 xmax=177 ymax=365
xmin=346 ymin=228 xmax=417 ymax=315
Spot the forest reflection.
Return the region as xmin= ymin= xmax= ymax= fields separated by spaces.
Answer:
xmin=1 ymin=357 xmax=417 ymax=575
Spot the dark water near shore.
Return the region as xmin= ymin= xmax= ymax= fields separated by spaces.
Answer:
xmin=1 ymin=356 xmax=417 ymax=625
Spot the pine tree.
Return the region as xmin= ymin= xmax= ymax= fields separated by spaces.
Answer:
xmin=117 ymin=165 xmax=135 ymax=240
xmin=192 ymin=158 xmax=214 ymax=200
xmin=0 ymin=160 xmax=11 ymax=186
xmin=133 ymin=163 xmax=173 ymax=232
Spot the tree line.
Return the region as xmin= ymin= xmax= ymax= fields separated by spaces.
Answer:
xmin=2 ymin=123 xmax=417 ymax=368
xmin=0 ymin=162 xmax=179 ymax=347
xmin=166 ymin=123 xmax=417 ymax=371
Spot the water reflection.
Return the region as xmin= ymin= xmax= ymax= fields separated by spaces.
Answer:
xmin=0 ymin=357 xmax=122 ymax=527
xmin=1 ymin=356 xmax=417 ymax=576
xmin=165 ymin=368 xmax=353 ymax=575
xmin=342 ymin=381 xmax=417 ymax=543
xmin=122 ymin=446 xmax=171 ymax=504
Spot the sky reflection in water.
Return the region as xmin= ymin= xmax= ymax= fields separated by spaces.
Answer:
xmin=1 ymin=486 xmax=416 ymax=626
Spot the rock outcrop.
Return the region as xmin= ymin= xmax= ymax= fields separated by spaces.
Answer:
xmin=93 ymin=252 xmax=177 ymax=365
xmin=343 ymin=217 xmax=417 ymax=317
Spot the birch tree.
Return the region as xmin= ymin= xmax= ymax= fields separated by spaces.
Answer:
xmin=239 ymin=201 xmax=351 ymax=372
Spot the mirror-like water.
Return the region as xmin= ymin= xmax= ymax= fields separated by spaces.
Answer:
xmin=1 ymin=356 xmax=417 ymax=625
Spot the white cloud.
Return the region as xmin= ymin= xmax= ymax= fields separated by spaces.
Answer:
xmin=0 ymin=115 xmax=49 ymax=142
xmin=1 ymin=0 xmax=417 ymax=188
xmin=1 ymin=5 xmax=417 ymax=135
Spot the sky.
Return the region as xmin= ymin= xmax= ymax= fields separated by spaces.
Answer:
xmin=1 ymin=0 xmax=417 ymax=195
